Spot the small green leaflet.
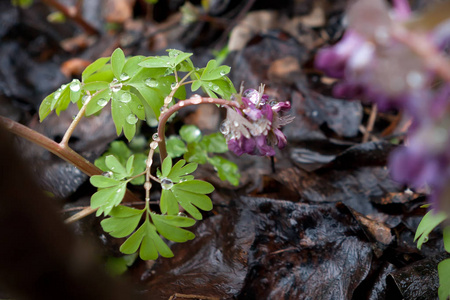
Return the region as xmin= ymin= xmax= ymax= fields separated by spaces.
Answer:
xmin=95 ymin=141 xmax=146 ymax=185
xmin=82 ymin=57 xmax=110 ymax=82
xmin=414 ymin=209 xmax=448 ymax=249
xmin=107 ymin=210 xmax=196 ymax=261
xmin=439 ymin=259 xmax=450 ymax=300
xmin=111 ymin=48 xmax=126 ymax=79
xmin=90 ymin=154 xmax=138 ymax=216
xmin=139 ymin=49 xmax=193 ymax=70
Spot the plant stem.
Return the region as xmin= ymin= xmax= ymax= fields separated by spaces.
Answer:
xmin=41 ymin=0 xmax=99 ymax=35
xmin=157 ymin=97 xmax=241 ymax=163
xmin=0 ymin=116 xmax=142 ymax=223
xmin=392 ymin=25 xmax=450 ymax=83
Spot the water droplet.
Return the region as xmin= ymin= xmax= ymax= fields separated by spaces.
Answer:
xmin=220 ymin=121 xmax=230 ymax=135
xmin=150 ymin=141 xmax=158 ymax=149
xmin=407 ymin=71 xmax=424 ymax=89
xmin=119 ymin=73 xmax=130 ymax=81
xmin=161 ymin=178 xmax=174 ymax=190
xmin=177 ymin=212 xmax=187 ymax=217
xmin=152 ymin=133 xmax=159 ymax=140
xmin=54 ymin=89 xmax=62 ymax=99
xmin=144 ymin=182 xmax=152 ymax=190
xmin=111 ymin=83 xmax=123 ymax=92
xmin=212 ymin=85 xmax=219 ymax=91
xmin=72 ymin=115 xmax=77 ymax=120
xmin=208 ymin=82 xmax=213 ymax=87
xmin=166 ymin=62 xmax=171 ymax=66
xmin=179 ymin=178 xmax=187 ymax=183
xmin=423 ymin=236 xmax=429 ymax=243
xmin=145 ymin=78 xmax=159 ymax=88
xmin=233 ymin=121 xmax=239 ymax=127
xmin=70 ymin=80 xmax=81 ymax=92
xmin=126 ymin=114 xmax=138 ymax=124
xmin=117 ymin=188 xmax=122 ymax=193
xmin=120 ymin=92 xmax=131 ymax=103
xmin=102 ymin=171 xmax=113 ymax=178
xmin=137 ymin=105 xmax=143 ymax=110
xmin=269 ymin=100 xmax=277 ymax=106
xmin=219 ymin=70 xmax=227 ymax=76
xmin=171 ymin=83 xmax=177 ymax=89
xmin=97 ymin=98 xmax=108 ymax=107
xmin=191 ymin=94 xmax=201 ymax=98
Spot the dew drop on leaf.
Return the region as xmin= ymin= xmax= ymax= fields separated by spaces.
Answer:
xmin=54 ymin=89 xmax=62 ymax=99
xmin=219 ymin=70 xmax=226 ymax=76
xmin=212 ymin=85 xmax=219 ymax=91
xmin=119 ymin=92 xmax=131 ymax=103
xmin=161 ymin=178 xmax=174 ymax=190
xmin=145 ymin=78 xmax=159 ymax=88
xmin=97 ymin=98 xmax=108 ymax=107
xmin=119 ymin=73 xmax=130 ymax=81
xmin=177 ymin=212 xmax=187 ymax=217
xmin=69 ymin=80 xmax=81 ymax=92
xmin=137 ymin=105 xmax=143 ymax=110
xmin=102 ymin=171 xmax=113 ymax=178
xmin=126 ymin=114 xmax=138 ymax=124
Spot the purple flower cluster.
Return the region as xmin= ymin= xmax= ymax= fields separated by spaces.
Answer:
xmin=221 ymin=85 xmax=293 ymax=156
xmin=315 ymin=0 xmax=450 ymax=209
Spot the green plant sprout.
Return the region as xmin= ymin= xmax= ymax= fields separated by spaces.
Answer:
xmin=0 ymin=48 xmax=242 ymax=260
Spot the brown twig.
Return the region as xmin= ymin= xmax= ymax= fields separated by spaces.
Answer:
xmin=0 ymin=116 xmax=142 ymax=223
xmin=362 ymin=103 xmax=377 ymax=143
xmin=41 ymin=0 xmax=99 ymax=36
xmin=168 ymin=293 xmax=219 ymax=300
xmin=157 ymin=97 xmax=241 ymax=164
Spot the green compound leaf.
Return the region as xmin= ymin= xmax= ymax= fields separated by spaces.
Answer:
xmin=139 ymin=49 xmax=193 ymax=70
xmin=39 ymin=92 xmax=56 ymax=122
xmin=439 ymin=258 xmax=450 ymax=300
xmin=91 ymin=182 xmax=127 ymax=216
xmin=163 ymin=158 xmax=198 ymax=183
xmin=184 ymin=141 xmax=207 ymax=164
xmin=111 ymin=48 xmax=126 ymax=79
xmin=414 ymin=209 xmax=448 ymax=249
xmin=94 ymin=141 xmax=146 ymax=185
xmin=151 ymin=213 xmax=196 ymax=242
xmin=101 ymin=206 xmax=144 ymax=238
xmin=201 ymin=132 xmax=228 ymax=153
xmin=82 ymin=57 xmax=110 ymax=82
xmin=208 ymin=156 xmax=240 ymax=186
xmin=166 ymin=136 xmax=188 ymax=158
xmin=161 ymin=180 xmax=214 ymax=220
xmin=180 ymin=124 xmax=202 ymax=143
xmin=200 ymin=59 xmax=230 ymax=81
xmin=120 ymin=217 xmax=174 ymax=260
xmin=41 ymin=83 xmax=71 ymax=119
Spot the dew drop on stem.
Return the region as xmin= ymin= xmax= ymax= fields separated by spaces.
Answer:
xmin=161 ymin=178 xmax=174 ymax=190
xmin=220 ymin=121 xmax=230 ymax=135
xmin=152 ymin=133 xmax=159 ymax=141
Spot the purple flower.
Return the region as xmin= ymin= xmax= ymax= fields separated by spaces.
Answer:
xmin=221 ymin=85 xmax=293 ymax=156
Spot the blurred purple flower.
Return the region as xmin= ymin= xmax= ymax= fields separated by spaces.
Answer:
xmin=221 ymin=85 xmax=293 ymax=156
